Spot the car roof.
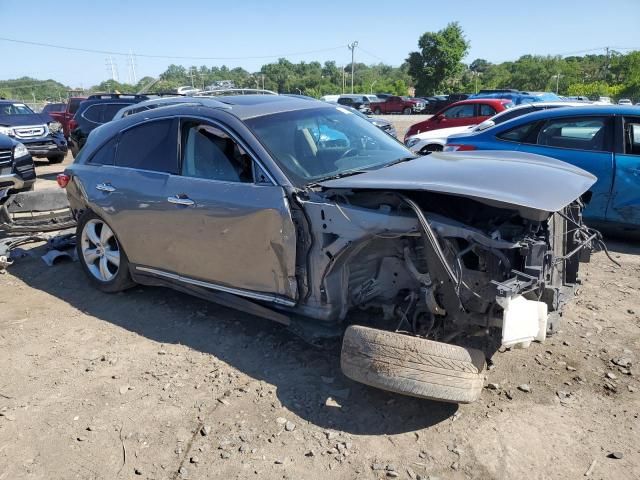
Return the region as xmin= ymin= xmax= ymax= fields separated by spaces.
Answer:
xmin=499 ymin=104 xmax=640 ymax=123
xmin=206 ymin=94 xmax=332 ymax=119
xmin=446 ymin=98 xmax=512 ymax=107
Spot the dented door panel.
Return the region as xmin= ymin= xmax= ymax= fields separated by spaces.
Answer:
xmin=160 ymin=176 xmax=298 ymax=300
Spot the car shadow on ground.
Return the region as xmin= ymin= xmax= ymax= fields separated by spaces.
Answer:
xmin=8 ymin=249 xmax=457 ymax=435
xmin=36 ymin=171 xmax=62 ymax=182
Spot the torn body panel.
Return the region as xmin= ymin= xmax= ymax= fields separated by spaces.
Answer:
xmin=290 ymin=185 xmax=594 ymax=347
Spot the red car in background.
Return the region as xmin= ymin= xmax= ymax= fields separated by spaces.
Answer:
xmin=47 ymin=96 xmax=87 ymax=138
xmin=404 ymin=98 xmax=513 ymax=141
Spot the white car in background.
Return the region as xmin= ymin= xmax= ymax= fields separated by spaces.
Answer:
xmin=618 ymin=98 xmax=632 ymax=105
xmin=405 ymin=101 xmax=588 ymax=154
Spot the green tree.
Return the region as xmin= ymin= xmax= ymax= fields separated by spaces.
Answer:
xmin=406 ymin=22 xmax=470 ymax=95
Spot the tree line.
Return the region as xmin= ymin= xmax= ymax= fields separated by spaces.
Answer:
xmin=1 ymin=23 xmax=639 ymax=102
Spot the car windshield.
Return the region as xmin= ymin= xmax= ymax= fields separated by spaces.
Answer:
xmin=0 ymin=103 xmax=35 ymax=115
xmin=246 ymin=106 xmax=413 ymax=185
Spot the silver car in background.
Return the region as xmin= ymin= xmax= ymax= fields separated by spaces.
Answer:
xmin=61 ymin=95 xmax=597 ymax=404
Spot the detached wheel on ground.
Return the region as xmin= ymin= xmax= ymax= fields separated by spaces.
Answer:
xmin=76 ymin=211 xmax=135 ymax=293
xmin=47 ymin=153 xmax=65 ymax=164
xmin=340 ymin=325 xmax=486 ymax=403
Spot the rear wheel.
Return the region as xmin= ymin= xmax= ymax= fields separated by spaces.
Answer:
xmin=76 ymin=211 xmax=135 ymax=293
xmin=373 ymin=108 xmax=381 ymax=115
xmin=341 ymin=325 xmax=486 ymax=403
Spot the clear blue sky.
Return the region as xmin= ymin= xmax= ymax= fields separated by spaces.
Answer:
xmin=1 ymin=0 xmax=639 ymax=87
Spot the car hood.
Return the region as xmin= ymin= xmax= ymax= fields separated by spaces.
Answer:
xmin=316 ymin=151 xmax=596 ymax=214
xmin=0 ymin=113 xmax=50 ymax=127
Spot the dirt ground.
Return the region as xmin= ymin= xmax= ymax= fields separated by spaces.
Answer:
xmin=0 ymin=143 xmax=639 ymax=480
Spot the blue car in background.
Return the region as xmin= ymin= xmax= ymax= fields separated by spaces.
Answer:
xmin=470 ymin=89 xmax=562 ymax=105
xmin=444 ymin=105 xmax=640 ymax=230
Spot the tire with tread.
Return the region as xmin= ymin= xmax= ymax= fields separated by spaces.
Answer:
xmin=47 ymin=153 xmax=65 ymax=164
xmin=76 ymin=211 xmax=135 ymax=293
xmin=341 ymin=325 xmax=485 ymax=403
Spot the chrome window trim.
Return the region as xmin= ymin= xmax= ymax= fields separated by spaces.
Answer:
xmin=135 ymin=266 xmax=296 ymax=307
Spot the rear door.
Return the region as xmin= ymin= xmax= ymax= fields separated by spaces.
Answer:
xmin=83 ymin=118 xmax=180 ymax=270
xmin=607 ymin=116 xmax=640 ymax=226
xmin=161 ymin=118 xmax=298 ymax=302
xmin=500 ymin=115 xmax=614 ymax=221
xmin=436 ymin=103 xmax=477 ymax=128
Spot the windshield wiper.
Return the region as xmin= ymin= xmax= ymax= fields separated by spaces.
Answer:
xmin=381 ymin=156 xmax=418 ymax=168
xmin=308 ymin=169 xmax=368 ymax=185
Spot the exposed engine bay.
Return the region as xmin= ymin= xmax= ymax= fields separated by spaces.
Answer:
xmin=291 ymin=187 xmax=598 ymax=348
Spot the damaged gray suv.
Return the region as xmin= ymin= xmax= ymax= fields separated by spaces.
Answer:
xmin=62 ymin=95 xmax=597 ymax=403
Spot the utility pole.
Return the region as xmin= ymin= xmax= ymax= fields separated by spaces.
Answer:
xmin=261 ymin=74 xmax=265 ymax=90
xmin=189 ymin=67 xmax=195 ymax=87
xmin=553 ymin=73 xmax=563 ymax=94
xmin=348 ymin=41 xmax=358 ymax=94
xmin=128 ymin=50 xmax=137 ymax=84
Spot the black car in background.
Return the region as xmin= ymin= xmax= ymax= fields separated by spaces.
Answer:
xmin=69 ymin=94 xmax=149 ymax=157
xmin=0 ymin=100 xmax=68 ymax=163
xmin=0 ymin=133 xmax=36 ymax=193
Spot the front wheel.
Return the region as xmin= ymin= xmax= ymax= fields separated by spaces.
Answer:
xmin=76 ymin=211 xmax=135 ymax=293
xmin=420 ymin=144 xmax=443 ymax=155
xmin=403 ymin=107 xmax=412 ymax=115
xmin=341 ymin=325 xmax=486 ymax=403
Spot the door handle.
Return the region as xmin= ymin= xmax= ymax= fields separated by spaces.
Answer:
xmin=167 ymin=195 xmax=195 ymax=207
xmin=96 ymin=183 xmax=115 ymax=193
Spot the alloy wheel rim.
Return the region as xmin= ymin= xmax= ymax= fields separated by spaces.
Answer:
xmin=81 ymin=219 xmax=120 ymax=282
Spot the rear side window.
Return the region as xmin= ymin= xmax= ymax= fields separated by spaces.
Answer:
xmin=623 ymin=118 xmax=640 ymax=155
xmin=116 ymin=120 xmax=178 ymax=173
xmin=493 ymin=106 xmax=534 ymax=125
xmin=479 ymin=104 xmax=497 ymax=116
xmin=498 ymin=122 xmax=539 ymax=142
xmin=82 ymin=104 xmax=105 ymax=123
xmin=82 ymin=103 xmax=130 ymax=124
xmin=536 ymin=117 xmax=609 ymax=151
xmin=88 ymin=137 xmax=117 ymax=165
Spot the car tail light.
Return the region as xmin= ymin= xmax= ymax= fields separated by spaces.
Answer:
xmin=68 ymin=119 xmax=78 ymax=131
xmin=443 ymin=144 xmax=477 ymax=152
xmin=57 ymin=173 xmax=70 ymax=188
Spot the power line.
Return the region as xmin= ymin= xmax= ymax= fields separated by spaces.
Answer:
xmin=0 ymin=36 xmax=347 ymax=61
xmin=358 ymin=47 xmax=388 ymax=64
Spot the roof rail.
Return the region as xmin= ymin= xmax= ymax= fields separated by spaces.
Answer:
xmin=138 ymin=92 xmax=185 ymax=97
xmin=87 ymin=93 xmax=149 ymax=100
xmin=195 ymin=88 xmax=278 ymax=96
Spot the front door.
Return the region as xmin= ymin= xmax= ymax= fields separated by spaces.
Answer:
xmin=161 ymin=119 xmax=298 ymax=302
xmin=514 ymin=115 xmax=614 ymax=221
xmin=607 ymin=116 xmax=640 ymax=226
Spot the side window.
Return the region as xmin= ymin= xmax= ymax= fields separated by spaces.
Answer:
xmin=101 ymin=103 xmax=128 ymax=122
xmin=88 ymin=137 xmax=117 ymax=165
xmin=498 ymin=122 xmax=538 ymax=142
xmin=181 ymin=121 xmax=253 ymax=183
xmin=443 ymin=104 xmax=475 ymax=119
xmin=493 ymin=107 xmax=533 ymax=125
xmin=536 ymin=117 xmax=609 ymax=151
xmin=116 ymin=119 xmax=178 ymax=173
xmin=479 ymin=104 xmax=497 ymax=116
xmin=624 ymin=119 xmax=640 ymax=155
xmin=82 ymin=105 xmax=104 ymax=123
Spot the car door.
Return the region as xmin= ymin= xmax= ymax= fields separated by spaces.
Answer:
xmin=82 ymin=118 xmax=180 ymax=270
xmin=387 ymin=96 xmax=402 ymax=113
xmin=477 ymin=103 xmax=498 ymax=124
xmin=433 ymin=103 xmax=476 ymax=129
xmin=160 ymin=118 xmax=298 ymax=302
xmin=606 ymin=116 xmax=640 ymax=226
xmin=499 ymin=115 xmax=614 ymax=221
